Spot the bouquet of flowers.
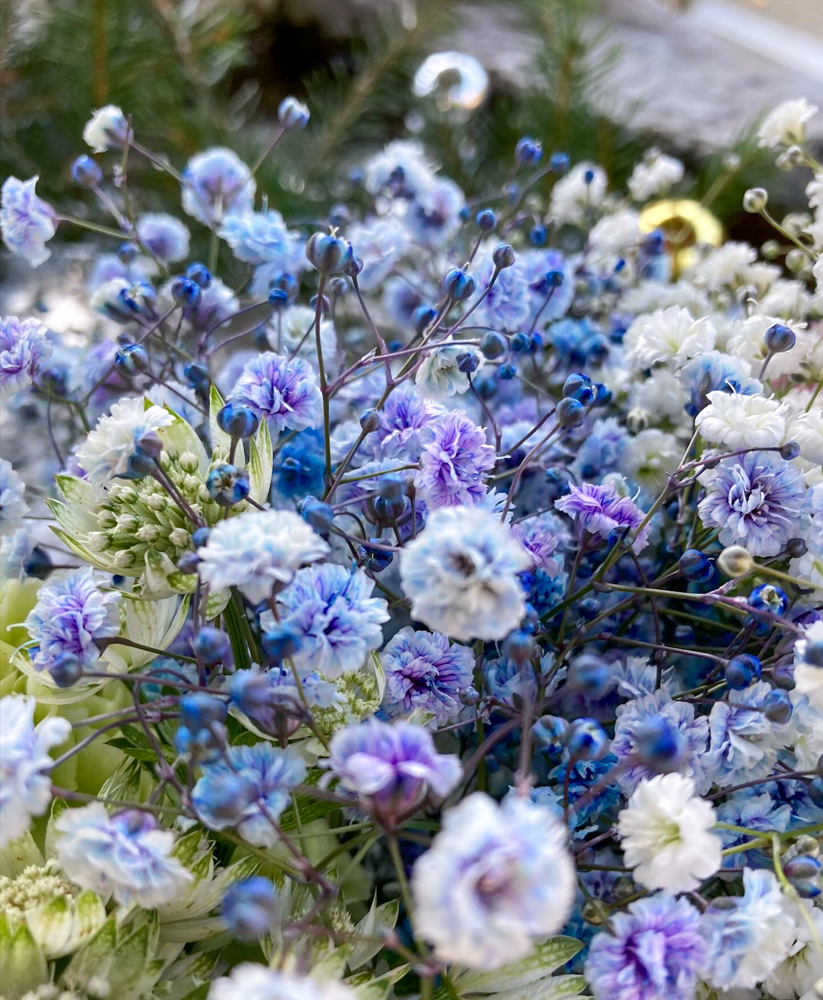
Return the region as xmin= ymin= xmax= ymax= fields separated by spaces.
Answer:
xmin=0 ymin=93 xmax=822 ymax=1000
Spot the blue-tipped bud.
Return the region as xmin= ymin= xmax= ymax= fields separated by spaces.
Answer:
xmin=183 ymin=362 xmax=209 ymax=391
xmin=515 ymin=137 xmax=542 ymax=167
xmin=49 ymin=653 xmax=83 ymax=688
xmin=779 ymin=441 xmax=801 ymax=461
xmin=206 ymin=464 xmax=250 ymax=507
xmin=679 ymin=549 xmax=713 ymax=582
xmin=185 ymin=262 xmax=212 ymax=289
xmin=217 ymin=402 xmax=259 ymax=440
xmin=179 ymin=692 xmax=228 ymax=731
xmin=222 ymin=876 xmax=278 ymax=941
xmin=480 ymin=331 xmax=507 ymax=359
xmin=359 ymin=407 xmax=380 ymax=432
xmin=763 ymin=688 xmax=792 ymax=723
xmin=529 ymin=224 xmax=547 ymax=246
xmin=725 ymin=653 xmax=762 ymax=690
xmin=502 ymin=629 xmax=535 ymax=665
xmin=457 ymin=351 xmax=480 ymax=374
xmin=71 ymin=155 xmax=102 ymax=188
xmin=413 ymin=304 xmax=438 ymax=334
xmin=118 ymin=242 xmax=138 ymax=264
xmin=492 ymin=243 xmax=516 ymax=269
xmin=192 ymin=627 xmax=232 ymax=665
xmin=764 ymin=323 xmax=795 ymax=353
xmin=306 ymin=232 xmax=353 ymax=274
xmin=476 ymin=209 xmax=496 ymax=231
xmin=360 ymin=538 xmax=394 ymax=573
xmin=260 ymin=622 xmax=302 ymax=661
xmin=268 ymin=288 xmax=289 ymax=309
xmin=299 ymin=496 xmax=334 ymax=534
xmin=192 ymin=526 xmax=211 ymax=548
xmin=114 ymin=344 xmax=150 ymax=376
xmin=498 ymin=362 xmax=517 ymax=380
xmin=749 ymin=583 xmax=789 ymax=617
xmin=562 ymin=372 xmax=594 ymax=404
xmin=278 ymin=96 xmax=310 ymax=131
xmin=550 ymin=152 xmax=570 ymax=174
xmin=23 ymin=546 xmax=53 ymax=581
xmin=634 ymin=716 xmax=686 ymax=773
xmin=565 ymin=718 xmax=609 ymax=760
xmin=810 ymin=776 xmax=823 ymax=808
xmin=569 ymin=654 xmax=611 ymax=699
xmin=510 ymin=332 xmax=531 ymax=353
xmin=556 ymin=397 xmax=586 ymax=428
xmin=171 ymin=276 xmax=202 ymax=308
xmin=441 ymin=267 xmax=476 ymax=301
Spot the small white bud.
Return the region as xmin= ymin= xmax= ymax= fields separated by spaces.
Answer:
xmin=742 ymin=187 xmax=768 ymax=213
xmin=718 ymin=545 xmax=754 ymax=578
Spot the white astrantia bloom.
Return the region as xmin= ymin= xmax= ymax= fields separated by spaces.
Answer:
xmin=412 ymin=792 xmax=575 ymax=969
xmin=550 ymin=161 xmax=607 ymax=226
xmin=414 ymin=339 xmax=484 ymax=401
xmin=399 ymin=506 xmax=531 ymax=641
xmin=624 ymin=306 xmax=716 ymax=371
xmin=628 ymin=150 xmax=684 ymax=201
xmin=198 ymin=508 xmax=330 ymax=605
xmin=617 ymin=773 xmax=722 ymax=893
xmin=0 ymin=695 xmax=70 ymax=845
xmin=695 ymin=391 xmax=787 ymax=450
xmin=76 ymin=396 xmax=174 ymax=485
xmin=82 ymin=105 xmax=130 ymax=152
xmin=757 ymin=98 xmax=818 ymax=148
xmin=209 ymin=965 xmax=358 ymax=1000
xmin=794 ymin=619 xmax=823 ymax=711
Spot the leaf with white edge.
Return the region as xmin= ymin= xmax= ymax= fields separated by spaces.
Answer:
xmin=454 ymin=938 xmax=584 ymax=994
xmin=0 ymin=914 xmax=48 ymax=998
xmin=346 ymin=964 xmax=411 ymax=1000
xmin=485 ymin=975 xmax=589 ymax=1000
xmin=142 ymin=549 xmax=181 ymax=600
xmin=249 ymin=416 xmax=273 ymax=503
xmin=371 ymin=650 xmax=387 ymax=704
xmin=204 ymin=587 xmax=231 ymax=620
xmin=209 ymin=384 xmax=232 ymax=456
xmin=349 ymin=897 xmax=401 ymax=970
xmin=50 ymin=524 xmax=120 ymax=575
xmin=0 ymin=832 xmax=44 ymax=879
xmin=159 ymin=915 xmax=226 ymax=943
xmin=158 ymin=405 xmax=210 ymax=472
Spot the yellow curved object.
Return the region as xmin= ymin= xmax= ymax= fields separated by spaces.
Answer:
xmin=638 ymin=198 xmax=723 ymax=277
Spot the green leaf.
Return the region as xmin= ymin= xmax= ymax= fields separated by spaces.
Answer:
xmin=0 ymin=914 xmax=48 ymax=999
xmin=348 ymin=896 xmax=400 ymax=970
xmin=486 ymin=975 xmax=589 ymax=1000
xmin=209 ymin=384 xmax=232 ymax=455
xmin=453 ymin=938 xmax=584 ymax=994
xmin=61 ymin=915 xmax=117 ymax=989
xmin=248 ymin=416 xmax=273 ymax=503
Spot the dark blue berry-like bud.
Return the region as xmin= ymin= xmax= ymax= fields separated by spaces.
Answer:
xmin=584 ymin=168 xmax=595 ymax=184
xmin=222 ymin=876 xmax=278 ymax=941
xmin=177 ymin=551 xmax=200 ymax=575
xmin=413 ymin=305 xmax=437 ymax=334
xmin=764 ymin=323 xmax=796 ymax=353
xmin=786 ymin=537 xmax=807 ymax=559
xmin=299 ymin=496 xmax=334 ymax=534
xmin=476 ymin=209 xmax=496 ymax=231
xmin=260 ymin=622 xmax=302 ymax=660
xmin=359 ymin=407 xmax=380 ymax=432
xmin=562 ymin=372 xmax=594 ymax=405
xmin=329 ymin=277 xmax=348 ymax=298
xmin=763 ymin=688 xmax=792 ymax=723
xmin=118 ymin=242 xmax=138 ymax=263
xmin=217 ymin=403 xmax=259 ymax=440
xmin=803 ymin=640 xmax=823 ymax=667
xmin=569 ymin=654 xmax=611 ymax=699
xmin=565 ymin=718 xmax=609 ymax=760
xmin=679 ymin=549 xmax=711 ymax=581
xmin=502 ymin=629 xmax=535 ymax=665
xmin=635 ymin=716 xmax=686 ymax=772
xmin=268 ymin=288 xmax=289 ymax=309
xmin=171 ymin=276 xmax=202 ymax=308
xmin=278 ymin=96 xmax=310 ymax=130
xmin=498 ymin=362 xmax=517 ymax=380
xmin=749 ymin=583 xmax=789 ymax=616
xmin=779 ymin=441 xmax=801 ymax=460
xmin=183 ymin=362 xmax=209 ymax=391
xmin=123 ymin=448 xmax=156 ymax=480
xmin=550 ymin=152 xmax=570 ymax=174
xmin=441 ymin=267 xmax=476 ymax=301
xmin=725 ymin=653 xmax=762 ymax=690
xmin=192 ymin=526 xmax=211 ymax=548
xmin=593 ymin=382 xmax=611 ymax=406
xmin=556 ymin=397 xmax=586 ymax=428
xmin=546 ymin=269 xmax=564 ymax=287
xmin=207 ymin=464 xmax=250 ymax=507
xmin=529 ymin=224 xmax=547 ymax=246
xmin=180 ymin=692 xmax=228 ymax=730
xmin=510 ymin=332 xmax=530 ymax=353
xmin=49 ymin=652 xmax=83 ymax=688
xmin=374 ymin=494 xmax=406 ymax=521
xmin=185 ymin=262 xmax=212 ymax=289
xmin=23 ymin=545 xmax=52 ymax=580
xmin=306 ymin=232 xmax=353 ymax=274
xmin=810 ymin=776 xmax=823 ymax=808
xmin=115 ymin=344 xmax=150 ymax=376
xmin=457 ymin=351 xmax=480 ymax=374
xmin=192 ymin=627 xmax=232 ymax=665
xmin=577 ymin=597 xmax=601 ymax=620
xmin=71 ymin=155 xmax=102 ymax=187
xmin=492 ymin=243 xmax=516 ymax=269
xmin=480 ymin=331 xmax=507 ymax=359
xmin=528 ymin=333 xmax=542 ymax=353
xmin=359 ymin=538 xmax=394 ymax=573
xmin=515 ymin=137 xmax=542 ymax=167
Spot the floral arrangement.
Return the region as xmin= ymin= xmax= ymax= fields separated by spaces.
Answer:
xmin=0 ymin=92 xmax=822 ymax=1000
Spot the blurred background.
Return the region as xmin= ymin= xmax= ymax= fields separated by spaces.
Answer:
xmin=2 ymin=0 xmax=823 ymax=259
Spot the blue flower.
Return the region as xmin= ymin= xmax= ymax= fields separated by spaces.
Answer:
xmin=519 ymin=249 xmax=574 ymax=322
xmin=585 ymin=893 xmax=705 ymax=1000
xmin=571 ymin=417 xmax=627 ymax=482
xmin=404 ymin=177 xmax=465 ymax=248
xmin=547 ymin=754 xmax=621 ymax=829
xmin=380 ymin=626 xmax=475 ymax=725
xmin=227 ymin=663 xmax=340 ymax=738
xmin=0 ymin=458 xmax=29 ymax=535
xmin=679 ymin=350 xmax=762 ymax=416
xmin=219 ymin=209 xmax=302 ymax=268
xmin=546 ymin=317 xmax=608 ymax=368
xmin=192 ymin=742 xmax=306 ymax=846
xmin=716 ymin=790 xmax=791 ymax=869
xmin=276 ymin=431 xmax=326 ymax=498
xmin=273 ymin=564 xmax=389 ymax=677
xmin=181 ymin=148 xmax=255 ymax=226
xmin=372 ymin=383 xmax=444 ymax=462
xmin=135 ymin=213 xmax=190 ymax=263
xmin=414 ymin=411 xmax=496 ymax=510
xmin=0 ymin=176 xmax=57 ymax=267
xmin=471 ymin=252 xmax=531 ymax=332
xmin=229 ymin=352 xmax=322 ymax=433
xmin=698 ymin=450 xmax=809 ymax=557
xmin=0 ymin=315 xmax=53 ymax=397
xmin=24 ymin=567 xmax=121 ymax=674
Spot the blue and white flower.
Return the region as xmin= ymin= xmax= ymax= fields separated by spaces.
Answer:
xmin=380 ymin=626 xmax=474 ymax=724
xmin=76 ymin=397 xmax=174 ymax=485
xmin=1 ymin=176 xmax=57 ymax=266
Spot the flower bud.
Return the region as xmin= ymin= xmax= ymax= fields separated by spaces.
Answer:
xmin=441 ymin=267 xmax=476 ymax=301
xmin=492 ymin=243 xmax=516 ymax=269
xmin=207 ymin=464 xmax=250 ymax=507
xmin=556 ymin=397 xmax=586 ymax=428
xmin=725 ymin=653 xmax=761 ymax=690
xmin=359 ymin=407 xmax=380 ymax=433
xmin=480 ymin=331 xmax=507 ymax=359
xmin=515 ymin=137 xmax=542 ymax=166
xmin=221 ymin=876 xmax=277 ymax=941
xmin=49 ymin=652 xmax=83 ymax=688
xmin=192 ymin=627 xmax=232 ymax=665
xmin=718 ymin=545 xmax=754 ymax=578
xmin=217 ymin=403 xmax=259 ymax=440
xmin=565 ymin=718 xmax=609 ymax=760
xmin=260 ymin=623 xmax=302 ymax=661
xmin=476 ymin=208 xmax=496 ymax=231
xmin=186 ymin=262 xmax=212 ymax=289
xmin=742 ymin=187 xmax=768 ymax=213
xmin=171 ymin=276 xmax=202 ymax=308
xmin=278 ymin=96 xmax=310 ymax=131
xmin=764 ymin=323 xmax=795 ymax=353
xmin=306 ymin=232 xmax=353 ymax=274
xmin=114 ymin=343 xmax=150 ymax=376
xmin=71 ymin=155 xmax=102 ymax=188
xmin=299 ymin=496 xmax=334 ymax=534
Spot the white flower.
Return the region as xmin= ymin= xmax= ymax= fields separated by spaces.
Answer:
xmin=757 ymin=98 xmax=818 ymax=148
xmin=415 ymin=339 xmax=483 ymax=401
xmin=624 ymin=306 xmax=715 ymax=371
xmin=0 ymin=458 xmax=29 ymax=535
xmin=399 ymin=506 xmax=531 ymax=641
xmin=0 ymin=696 xmax=70 ymax=845
xmin=628 ymin=150 xmax=684 ymax=201
xmin=807 ymin=173 xmax=823 ymax=211
xmin=766 ymin=898 xmax=823 ymax=1000
xmin=695 ymin=391 xmax=787 ymax=449
xmin=135 ymin=212 xmax=190 ymax=263
xmin=346 ymin=216 xmax=410 ymax=292
xmin=82 ymin=105 xmax=130 ymax=152
xmin=619 ymin=428 xmax=682 ymax=494
xmin=805 ymin=209 xmax=823 ymax=249
xmin=690 ymin=242 xmax=758 ymax=291
xmin=794 ymin=619 xmax=823 ymax=711
xmin=617 ymin=773 xmax=722 ymax=893
xmin=209 ymin=965 xmax=357 ymax=1000
xmin=550 ymin=162 xmax=607 ymax=226
xmin=76 ymin=397 xmax=174 ymax=485
xmin=412 ymin=792 xmax=575 ymax=970
xmin=198 ymin=509 xmax=330 ymax=605
xmin=791 ymin=689 xmax=823 ymax=772
xmin=788 ymin=408 xmax=823 ymax=466
xmin=726 ymin=315 xmax=810 ymax=381
xmin=588 ymin=209 xmax=642 ymax=257
xmin=814 ymin=254 xmax=823 ymax=294
xmin=264 ymin=304 xmax=337 ymax=375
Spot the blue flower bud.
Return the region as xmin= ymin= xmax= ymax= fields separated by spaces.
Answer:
xmin=532 ymin=714 xmax=568 ymax=751
xmin=222 ymin=876 xmax=278 ymax=941
xmin=118 ymin=242 xmax=138 ymax=263
xmin=794 ymin=880 xmax=822 ymax=899
xmin=185 ymin=262 xmax=212 ymax=289
xmin=809 ymin=777 xmax=823 ymax=808
xmin=192 ymin=526 xmax=210 ymax=548
xmin=577 ymin=597 xmax=601 ymax=620
xmin=565 ymin=718 xmax=609 ymax=760
xmin=502 ymin=629 xmax=535 ymax=665
xmin=783 ymin=855 xmax=821 ymax=881
xmin=546 ymin=269 xmax=564 ymax=287
xmin=344 ymin=254 xmax=364 ymax=278
xmin=268 ymin=288 xmax=290 ymax=311
xmin=306 ymin=232 xmax=353 ymax=274
xmin=764 ymin=323 xmax=796 ymax=353
xmin=529 ymin=224 xmax=547 ymax=246
xmin=492 ymin=243 xmax=516 ymax=269
xmin=192 ymin=626 xmax=232 ymax=665
xmin=114 ymin=343 xmax=150 ymax=376
xmin=179 ymin=693 xmax=228 ymax=731
xmin=457 ymin=351 xmax=480 ymax=374
xmin=217 ymin=402 xmax=259 ymax=440
xmin=193 ymin=770 xmax=255 ymax=822
xmin=123 ymin=448 xmax=156 ymax=480
xmin=310 ymin=293 xmax=330 ymax=314
xmin=329 ymin=277 xmax=348 ymax=298
xmin=260 ymin=622 xmax=302 ymax=661
xmin=360 ymin=538 xmax=394 ymax=573
xmin=299 ymin=496 xmax=334 ymax=534
xmin=510 ymin=332 xmax=530 ymax=354
xmin=725 ymin=653 xmax=762 ymax=690
xmin=174 ymin=723 xmax=224 ymax=763
xmin=71 ymin=155 xmax=102 ymax=188
xmin=374 ymin=494 xmax=406 ymax=521
xmin=803 ymin=639 xmax=823 ymax=667
xmin=171 ymin=276 xmax=202 ymax=308
xmin=679 ymin=549 xmax=713 ymax=582
xmin=635 ymin=716 xmax=686 ymax=773
xmin=515 ymin=137 xmax=542 ymax=167
xmin=441 ymin=267 xmax=476 ymax=301
xmin=480 ymin=331 xmax=507 ymax=359
xmin=584 ymin=168 xmax=595 ymax=184
xmin=23 ymin=545 xmax=52 ymax=580
xmin=413 ymin=305 xmax=437 ymax=334
xmin=779 ymin=441 xmax=801 ymax=460
xmin=593 ymin=382 xmax=611 ymax=406
xmin=207 ymin=464 xmax=250 ymax=507
xmin=550 ymin=152 xmax=570 ymax=174
xmin=49 ymin=653 xmax=83 ymax=688
xmin=570 ymin=654 xmax=611 ymax=699
xmin=749 ymin=583 xmax=789 ymax=617
xmin=763 ymin=688 xmax=792 ymax=723
xmin=177 ymin=551 xmax=200 ymax=575
xmin=476 ymin=209 xmax=496 ymax=231
xmin=562 ymin=372 xmax=594 ymax=404
xmin=278 ymin=97 xmax=310 ymax=131
xmin=498 ymin=362 xmax=517 ymax=380
xmin=556 ymin=397 xmax=586 ymax=428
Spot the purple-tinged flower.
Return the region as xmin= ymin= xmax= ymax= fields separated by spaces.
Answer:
xmin=228 ymin=352 xmax=322 ymax=433
xmin=135 ymin=213 xmax=190 ymax=263
xmin=0 ymin=458 xmax=29 ymax=535
xmin=679 ymin=350 xmax=762 ymax=416
xmin=0 ymin=315 xmax=52 ymax=397
xmin=228 ymin=664 xmax=341 ymax=739
xmin=0 ymin=176 xmax=57 ymax=267
xmin=181 ymin=147 xmax=255 ymax=226
xmin=219 ymin=209 xmax=302 ymax=267
xmin=24 ymin=567 xmax=121 ymax=674
xmin=364 ymin=383 xmax=444 ymax=463
xmin=0 ymin=694 xmax=71 ymax=845
xmin=555 ymin=482 xmax=650 ymax=553
xmin=380 ymin=626 xmax=475 ymax=725
xmin=585 ymin=893 xmax=706 ymax=1000
xmin=414 ymin=411 xmax=496 ymax=510
xmin=273 ymin=564 xmax=389 ymax=677
xmin=571 ymin=416 xmax=628 ymax=482
xmin=326 ymin=718 xmax=460 ymax=823
xmin=697 ymin=450 xmax=809 ymax=557
xmin=511 ymin=514 xmax=565 ymax=575
xmin=519 ymin=248 xmax=575 ymax=321
xmin=471 ymin=251 xmax=531 ymax=332
xmin=346 ymin=217 xmax=410 ymax=292
xmin=55 ymin=803 xmax=192 ymax=906
xmin=192 ymin=742 xmax=306 ymax=846
xmin=405 ymin=177 xmax=465 ymax=248
xmin=85 ymin=252 xmax=157 ymax=294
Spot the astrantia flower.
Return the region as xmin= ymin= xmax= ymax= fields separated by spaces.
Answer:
xmin=624 ymin=306 xmax=716 ymax=371
xmin=182 ymin=147 xmax=255 ymax=226
xmin=700 ymin=869 xmax=796 ymax=990
xmin=555 ymin=482 xmax=650 ymax=553
xmin=55 ymin=803 xmax=192 ymax=906
xmin=794 ymin=619 xmax=823 ymax=711
xmin=399 ymin=506 xmax=531 ymax=641
xmin=82 ymin=105 xmax=130 ymax=152
xmin=412 ymin=792 xmax=575 ymax=969
xmin=198 ymin=509 xmax=329 ymax=605
xmin=219 ymin=209 xmax=301 ymax=267
xmin=414 ymin=411 xmax=496 ymax=509
xmin=0 ymin=695 xmax=70 ymax=845
xmin=209 ymin=965 xmax=357 ymax=1000
xmin=135 ymin=213 xmax=190 ymax=263
xmin=275 ymin=563 xmax=389 ymax=677
xmin=380 ymin=626 xmax=475 ymax=724
xmin=0 ymin=315 xmax=52 ymax=396
xmin=618 ymin=773 xmax=722 ymax=893
xmin=679 ymin=351 xmax=762 ymax=416
xmin=698 ymin=450 xmax=809 ymax=557
xmin=192 ymin=743 xmax=306 ymax=846
xmin=550 ymin=162 xmax=606 ymax=226
xmin=415 ymin=338 xmax=484 ymax=401
xmin=228 ymin=352 xmax=322 ymax=433
xmin=628 ymin=150 xmax=685 ymax=201
xmin=346 ymin=216 xmax=410 ymax=292
xmin=326 ymin=718 xmax=460 ymax=822
xmin=585 ymin=894 xmax=705 ymax=1000
xmin=1 ymin=176 xmax=57 ymax=267
xmin=0 ymin=458 xmax=29 ymax=535
xmin=695 ymin=391 xmax=787 ymax=450
xmin=25 ymin=567 xmax=121 ymax=674
xmin=757 ymin=98 xmax=818 ymax=148
xmin=75 ymin=396 xmax=173 ymax=485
